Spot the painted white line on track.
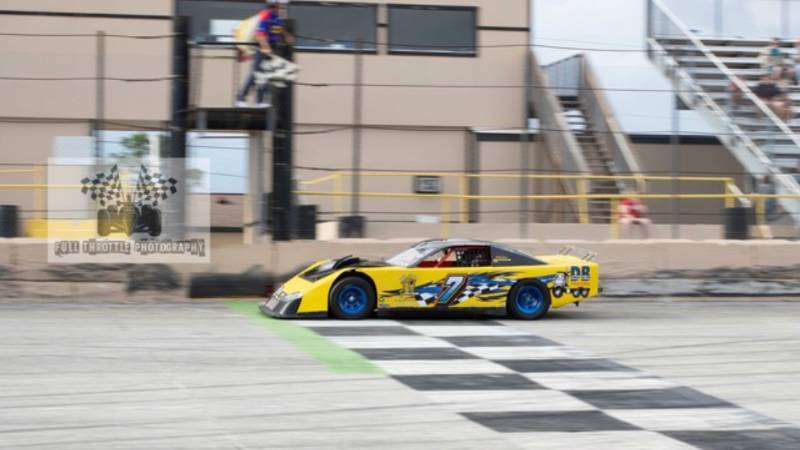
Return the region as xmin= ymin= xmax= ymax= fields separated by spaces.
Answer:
xmin=461 ymin=346 xmax=594 ymax=360
xmin=374 ymin=359 xmax=515 ymax=375
xmin=524 ymin=371 xmax=679 ymax=391
xmin=605 ymin=407 xmax=788 ymax=431
xmin=292 ymin=320 xmax=403 ymax=327
xmin=405 ymin=325 xmax=530 ymax=338
xmin=423 ymin=390 xmax=597 ymax=412
xmin=327 ymin=335 xmax=457 ymax=349
xmin=505 ymin=430 xmax=699 ymax=450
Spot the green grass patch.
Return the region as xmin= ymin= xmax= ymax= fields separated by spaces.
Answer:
xmin=225 ymin=301 xmax=383 ymax=375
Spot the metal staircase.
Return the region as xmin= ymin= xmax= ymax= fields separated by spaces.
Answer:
xmin=647 ymin=0 xmax=800 ymax=228
xmin=534 ymin=53 xmax=644 ymax=223
xmin=557 ymin=94 xmax=623 ymax=221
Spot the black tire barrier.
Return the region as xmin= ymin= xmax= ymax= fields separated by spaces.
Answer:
xmin=724 ymin=206 xmax=753 ymax=240
xmin=189 ymin=273 xmax=276 ymax=298
xmin=339 ymin=215 xmax=365 ymax=238
xmin=0 ymin=205 xmax=19 ymax=238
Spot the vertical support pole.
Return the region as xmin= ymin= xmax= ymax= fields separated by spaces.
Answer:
xmin=466 ymin=129 xmax=480 ymax=223
xmin=244 ymin=131 xmax=266 ymax=244
xmin=334 ymin=173 xmax=343 ymax=217
xmin=34 ymin=166 xmax=44 ymax=220
xmin=577 ymin=178 xmax=589 ymax=224
xmin=94 ymin=31 xmax=105 ymax=159
xmin=350 ymin=37 xmax=364 ymax=221
xmin=459 ymin=174 xmax=468 ymax=224
xmin=724 ymin=182 xmax=734 ymax=209
xmin=670 ymin=94 xmax=681 ymax=239
xmin=169 ymin=17 xmax=190 ymax=239
xmin=714 ymin=0 xmax=723 ymax=37
xmin=519 ymin=51 xmax=532 ymax=238
xmin=272 ymin=42 xmax=295 ymax=241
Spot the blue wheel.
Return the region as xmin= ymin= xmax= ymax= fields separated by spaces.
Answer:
xmin=507 ymin=282 xmax=550 ymax=320
xmin=329 ymin=276 xmax=375 ymax=320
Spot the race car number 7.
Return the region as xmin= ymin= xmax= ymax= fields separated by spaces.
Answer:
xmin=437 ymin=275 xmax=467 ymax=304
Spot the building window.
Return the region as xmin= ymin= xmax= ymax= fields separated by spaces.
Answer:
xmin=177 ymin=0 xmax=265 ymax=42
xmin=388 ymin=5 xmax=477 ymax=56
xmin=290 ymin=2 xmax=377 ymax=52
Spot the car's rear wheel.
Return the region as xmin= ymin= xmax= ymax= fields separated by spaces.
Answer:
xmin=507 ymin=281 xmax=550 ymax=320
xmin=329 ymin=276 xmax=375 ymax=320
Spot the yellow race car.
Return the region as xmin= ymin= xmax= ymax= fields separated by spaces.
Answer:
xmin=260 ymin=239 xmax=600 ymax=320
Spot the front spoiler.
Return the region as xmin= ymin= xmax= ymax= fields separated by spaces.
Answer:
xmin=259 ymin=298 xmax=326 ymax=319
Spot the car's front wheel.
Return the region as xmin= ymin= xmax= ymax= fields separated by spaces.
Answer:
xmin=329 ymin=276 xmax=375 ymax=320
xmin=507 ymin=281 xmax=550 ymax=320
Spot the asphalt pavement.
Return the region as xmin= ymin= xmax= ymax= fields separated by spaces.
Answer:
xmin=0 ymin=297 xmax=798 ymax=450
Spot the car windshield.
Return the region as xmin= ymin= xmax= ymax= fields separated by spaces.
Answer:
xmin=384 ymin=246 xmax=433 ymax=267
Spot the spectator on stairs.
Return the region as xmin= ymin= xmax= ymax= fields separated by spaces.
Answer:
xmin=795 ymin=38 xmax=800 ymax=85
xmin=760 ymin=38 xmax=784 ymax=79
xmin=754 ymin=74 xmax=790 ymax=121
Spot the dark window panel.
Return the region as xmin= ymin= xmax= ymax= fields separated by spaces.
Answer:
xmin=388 ymin=5 xmax=477 ymax=55
xmin=289 ymin=2 xmax=377 ymax=51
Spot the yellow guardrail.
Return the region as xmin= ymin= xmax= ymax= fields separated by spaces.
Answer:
xmin=299 ymin=171 xmax=747 ymax=224
xmin=2 ymin=168 xmax=794 ymax=239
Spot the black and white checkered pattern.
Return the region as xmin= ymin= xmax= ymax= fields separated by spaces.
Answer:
xmin=455 ymin=283 xmax=506 ymax=302
xmin=80 ymin=164 xmax=123 ymax=207
xmin=298 ymin=320 xmax=800 ymax=450
xmin=135 ymin=165 xmax=177 ymax=207
xmin=255 ymin=54 xmax=298 ymax=86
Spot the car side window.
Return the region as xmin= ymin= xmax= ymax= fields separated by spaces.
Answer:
xmin=447 ymin=246 xmax=491 ymax=267
xmin=417 ymin=250 xmax=446 ymax=268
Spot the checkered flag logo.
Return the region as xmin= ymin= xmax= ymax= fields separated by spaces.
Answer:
xmin=135 ymin=165 xmax=178 ymax=207
xmin=80 ymin=164 xmax=124 ymax=207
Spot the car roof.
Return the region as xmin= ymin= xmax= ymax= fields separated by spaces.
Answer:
xmin=412 ymin=238 xmax=502 ymax=251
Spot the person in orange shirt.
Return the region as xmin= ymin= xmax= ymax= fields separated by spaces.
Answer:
xmin=619 ymin=190 xmax=651 ymax=238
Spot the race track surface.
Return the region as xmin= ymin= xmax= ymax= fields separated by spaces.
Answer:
xmin=1 ymin=298 xmax=798 ymax=449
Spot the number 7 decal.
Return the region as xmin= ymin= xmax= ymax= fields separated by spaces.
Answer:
xmin=438 ymin=275 xmax=467 ymax=305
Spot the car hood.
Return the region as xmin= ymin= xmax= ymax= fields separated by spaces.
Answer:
xmin=300 ymin=255 xmax=389 ymax=282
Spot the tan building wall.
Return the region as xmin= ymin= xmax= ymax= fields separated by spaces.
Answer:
xmin=631 ymin=140 xmax=748 ymax=224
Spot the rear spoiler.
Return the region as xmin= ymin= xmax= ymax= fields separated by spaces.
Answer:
xmin=558 ymin=245 xmax=597 ymax=262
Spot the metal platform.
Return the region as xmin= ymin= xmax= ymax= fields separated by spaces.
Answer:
xmin=187 ymin=107 xmax=272 ymax=131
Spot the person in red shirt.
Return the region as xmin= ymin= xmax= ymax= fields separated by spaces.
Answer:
xmin=619 ymin=190 xmax=651 ymax=238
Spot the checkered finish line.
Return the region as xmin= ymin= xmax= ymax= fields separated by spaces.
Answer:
xmin=296 ymin=320 xmax=800 ymax=450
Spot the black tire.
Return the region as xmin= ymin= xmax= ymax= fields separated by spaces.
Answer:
xmin=146 ymin=207 xmax=162 ymax=237
xmin=97 ymin=209 xmax=111 ymax=237
xmin=328 ymin=276 xmax=376 ymax=320
xmin=507 ymin=281 xmax=551 ymax=320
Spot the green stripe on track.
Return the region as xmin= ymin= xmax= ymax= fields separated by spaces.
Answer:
xmin=225 ymin=301 xmax=383 ymax=375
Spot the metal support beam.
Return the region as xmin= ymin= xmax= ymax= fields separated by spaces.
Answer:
xmin=350 ymin=37 xmax=364 ymax=219
xmin=671 ymin=94 xmax=681 ymax=238
xmin=169 ymin=16 xmax=190 ymax=238
xmin=244 ymin=131 xmax=267 ymax=244
xmin=94 ymin=31 xmax=105 ymax=158
xmin=271 ymin=43 xmax=295 ymax=241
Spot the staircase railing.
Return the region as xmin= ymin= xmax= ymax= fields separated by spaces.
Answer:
xmin=529 ymin=50 xmax=587 ymax=221
xmin=647 ymin=0 xmax=800 ymax=225
xmin=577 ymin=54 xmax=645 ymax=194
